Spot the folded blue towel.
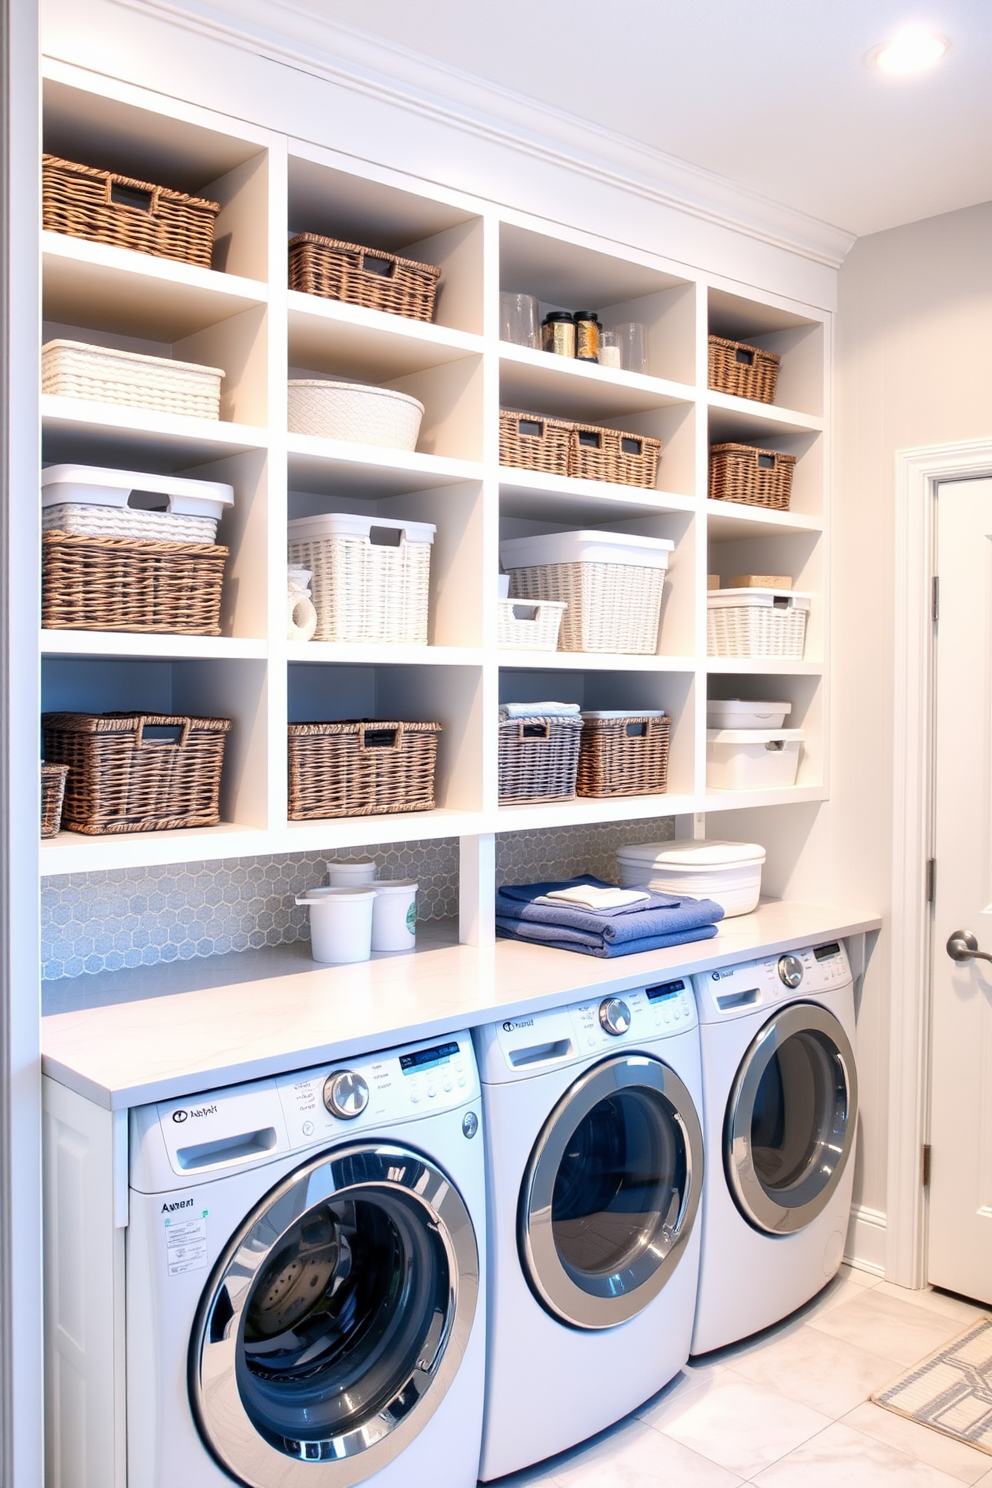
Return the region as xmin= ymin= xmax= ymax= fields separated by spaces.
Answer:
xmin=496 ymin=916 xmax=720 ymax=959
xmin=496 ymin=875 xmax=723 ymax=946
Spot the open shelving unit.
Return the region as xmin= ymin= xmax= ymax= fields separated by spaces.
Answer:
xmin=37 ymin=64 xmax=832 ymax=938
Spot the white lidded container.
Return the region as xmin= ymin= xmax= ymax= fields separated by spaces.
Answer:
xmin=706 ymin=729 xmax=804 ymax=791
xmin=295 ymin=886 xmax=376 ymax=963
xmin=288 ymin=512 xmax=435 ymax=645
xmin=706 ymin=698 xmax=793 ymax=731
xmin=326 ymin=858 xmax=378 ymax=887
xmin=370 ymin=879 xmax=418 ymax=952
xmin=42 ymin=463 xmax=234 ymax=543
xmin=707 ymin=587 xmax=810 ymax=660
xmin=616 ymin=839 xmax=766 ymax=918
xmin=499 ymin=529 xmax=674 ymax=573
xmin=288 ymin=379 xmax=425 ymax=450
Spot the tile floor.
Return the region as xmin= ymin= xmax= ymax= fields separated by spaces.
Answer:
xmin=490 ymin=1266 xmax=992 ymax=1487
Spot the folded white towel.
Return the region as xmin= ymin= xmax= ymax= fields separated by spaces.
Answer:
xmin=539 ymin=885 xmax=651 ymax=911
xmin=499 ymin=701 xmax=581 ymax=719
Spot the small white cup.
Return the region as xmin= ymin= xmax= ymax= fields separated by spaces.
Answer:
xmin=326 ymin=859 xmax=377 ymax=887
xmin=370 ymin=879 xmax=418 ymax=952
xmin=296 ymin=886 xmax=376 ymax=963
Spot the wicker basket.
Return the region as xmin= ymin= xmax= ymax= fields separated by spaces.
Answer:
xmin=570 ymin=423 xmax=662 ymax=488
xmin=41 ymin=713 xmax=231 ymax=835
xmin=708 ymin=336 xmax=780 ymax=403
xmin=508 ymin=562 xmax=664 ymax=654
xmin=497 ymin=598 xmax=567 ymax=651
xmin=707 ymin=590 xmax=809 ymax=659
xmin=42 ymin=340 xmax=224 ymax=420
xmin=710 ymin=443 xmax=796 ymax=510
xmin=576 ymin=713 xmax=670 ymax=799
xmin=287 ymin=514 xmax=433 ymax=644
xmin=43 ymin=503 xmax=218 ymax=543
xmin=498 ymin=714 xmax=583 ymax=804
xmin=287 ymin=381 xmax=424 ymax=450
xmin=41 ymin=763 xmax=69 ymax=838
xmin=42 ymin=531 xmax=228 ymax=635
xmin=287 ymin=720 xmax=441 ymax=820
xmin=289 ymin=233 xmax=441 ymax=323
xmin=43 ymin=154 xmax=220 ymax=268
xmin=499 ymin=410 xmax=572 ymax=476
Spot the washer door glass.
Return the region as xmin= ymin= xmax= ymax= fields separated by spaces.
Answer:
xmin=189 ymin=1143 xmax=478 ymax=1488
xmin=519 ymin=1054 xmax=703 ymax=1330
xmin=725 ymin=1003 xmax=858 ymax=1235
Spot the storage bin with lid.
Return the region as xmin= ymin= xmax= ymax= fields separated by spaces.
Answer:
xmin=287 ymin=513 xmax=435 ymax=644
xmin=42 ymin=464 xmax=234 ymax=543
xmin=500 ymin=530 xmax=674 ymax=654
xmin=287 ymin=380 xmax=425 ymax=450
xmin=707 ymin=588 xmax=810 ymax=659
xmin=706 ymin=699 xmax=793 ymax=731
xmin=616 ymin=839 xmax=766 ymax=918
xmin=706 ymin=729 xmax=804 ymax=791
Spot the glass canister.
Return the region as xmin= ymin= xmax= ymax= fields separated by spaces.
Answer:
xmin=574 ymin=311 xmax=601 ymax=362
xmin=542 ymin=311 xmax=576 ymax=357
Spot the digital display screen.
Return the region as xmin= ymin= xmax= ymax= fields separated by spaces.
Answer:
xmin=814 ymin=942 xmax=841 ymax=962
xmin=399 ymin=1041 xmax=460 ymax=1074
xmin=645 ymin=979 xmax=686 ymax=1002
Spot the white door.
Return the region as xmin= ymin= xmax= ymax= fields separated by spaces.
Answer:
xmin=928 ymin=476 xmax=992 ymax=1303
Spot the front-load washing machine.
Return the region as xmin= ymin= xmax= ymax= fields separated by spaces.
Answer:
xmin=690 ymin=940 xmax=858 ymax=1356
xmin=125 ymin=1032 xmax=485 ymax=1488
xmin=475 ymin=979 xmax=705 ymax=1481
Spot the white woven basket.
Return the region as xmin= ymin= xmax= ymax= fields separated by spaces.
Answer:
xmin=287 ymin=513 xmax=434 ymax=644
xmin=497 ymin=598 xmax=567 ymax=650
xmin=42 ymin=340 xmax=223 ymax=420
xmin=42 ymin=503 xmax=218 ymax=543
xmin=707 ymin=590 xmax=809 ymax=659
xmin=287 ymin=380 xmax=425 ymax=450
xmin=505 ymin=561 xmax=664 ymax=653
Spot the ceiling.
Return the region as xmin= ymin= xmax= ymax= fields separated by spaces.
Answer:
xmin=286 ymin=0 xmax=992 ymax=239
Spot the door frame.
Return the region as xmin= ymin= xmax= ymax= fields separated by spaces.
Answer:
xmin=888 ymin=438 xmax=992 ymax=1288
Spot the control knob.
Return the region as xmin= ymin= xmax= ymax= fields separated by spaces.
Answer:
xmin=777 ymin=954 xmax=804 ymax=989
xmin=323 ymin=1070 xmax=369 ymax=1119
xmin=599 ymin=997 xmax=631 ymax=1037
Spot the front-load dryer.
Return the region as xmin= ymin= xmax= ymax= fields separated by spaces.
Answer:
xmin=125 ymin=1032 xmax=485 ymax=1488
xmin=690 ymin=940 xmax=858 ymax=1356
xmin=475 ymin=978 xmax=705 ymax=1481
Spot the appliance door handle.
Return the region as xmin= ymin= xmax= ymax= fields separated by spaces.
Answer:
xmin=946 ymin=929 xmax=992 ymax=965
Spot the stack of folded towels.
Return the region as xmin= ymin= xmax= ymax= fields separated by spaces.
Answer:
xmin=495 ymin=873 xmax=724 ymax=959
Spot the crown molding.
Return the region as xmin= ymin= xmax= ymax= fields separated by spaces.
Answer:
xmin=106 ymin=0 xmax=855 ymax=268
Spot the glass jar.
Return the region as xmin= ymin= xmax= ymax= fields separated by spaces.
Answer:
xmin=542 ymin=312 xmax=576 ymax=358
xmin=574 ymin=311 xmax=601 ymax=362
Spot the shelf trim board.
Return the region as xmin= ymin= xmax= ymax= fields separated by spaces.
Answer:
xmin=40 ymin=631 xmax=268 ymax=660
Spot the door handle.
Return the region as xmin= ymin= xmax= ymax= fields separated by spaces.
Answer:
xmin=946 ymin=930 xmax=992 ymax=965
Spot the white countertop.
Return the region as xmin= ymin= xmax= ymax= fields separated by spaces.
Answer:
xmin=42 ymin=900 xmax=881 ymax=1110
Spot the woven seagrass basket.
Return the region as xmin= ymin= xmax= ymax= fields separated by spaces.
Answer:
xmin=498 ymin=714 xmax=583 ymax=804
xmin=41 ymin=713 xmax=231 ymax=835
xmin=709 ymin=443 xmax=795 ymax=511
xmin=289 ymin=233 xmax=441 ymax=322
xmin=42 ymin=531 xmax=228 ymax=635
xmin=287 ymin=720 xmax=441 ymax=820
xmin=43 ymin=154 xmax=220 ymax=268
xmin=41 ymin=763 xmax=69 ymax=838
xmin=570 ymin=423 xmax=662 ymax=488
xmin=499 ymin=410 xmax=572 ymax=476
xmin=708 ymin=335 xmax=780 ymax=403
xmin=576 ymin=714 xmax=670 ymax=799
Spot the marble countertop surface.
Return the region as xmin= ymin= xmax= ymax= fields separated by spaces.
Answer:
xmin=42 ymin=899 xmax=881 ymax=1110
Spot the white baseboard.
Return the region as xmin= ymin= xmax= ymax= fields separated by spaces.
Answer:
xmin=845 ymin=1203 xmax=887 ymax=1277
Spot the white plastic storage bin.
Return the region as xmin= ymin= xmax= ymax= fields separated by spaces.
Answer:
xmin=287 ymin=513 xmax=435 ymax=644
xmin=499 ymin=530 xmax=674 ymax=654
xmin=707 ymin=588 xmax=810 ymax=659
xmin=706 ymin=698 xmax=792 ymax=731
xmin=707 ymin=729 xmax=804 ymax=791
xmin=42 ymin=464 xmax=234 ymax=543
xmin=287 ymin=380 xmax=425 ymax=450
xmin=616 ymin=838 xmax=766 ymax=918
xmin=497 ymin=598 xmax=567 ymax=650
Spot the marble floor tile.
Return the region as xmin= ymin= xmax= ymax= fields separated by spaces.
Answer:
xmin=808 ymin=1286 xmax=967 ymax=1365
xmin=728 ymin=1321 xmax=904 ymax=1417
xmin=842 ymin=1401 xmax=992 ymax=1485
xmin=974 ymin=1469 xmax=992 ymax=1486
xmin=798 ymin=1269 xmax=887 ymax=1322
xmin=872 ymin=1281 xmax=992 ymax=1327
xmin=655 ymin=1368 xmax=832 ymax=1478
xmin=549 ymin=1415 xmax=744 ymax=1487
xmin=751 ymin=1419 xmax=968 ymax=1487
xmin=846 ymin=1262 xmax=884 ymax=1289
xmin=486 ymin=1460 xmax=562 ymax=1487
xmin=635 ymin=1365 xmax=724 ymax=1432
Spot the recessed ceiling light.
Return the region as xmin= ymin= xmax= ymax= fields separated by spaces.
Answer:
xmin=869 ymin=27 xmax=950 ymax=74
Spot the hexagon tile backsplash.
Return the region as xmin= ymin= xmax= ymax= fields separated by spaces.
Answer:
xmin=42 ymin=818 xmax=675 ymax=981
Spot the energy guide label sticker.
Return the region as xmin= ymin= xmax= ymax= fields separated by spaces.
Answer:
xmin=164 ymin=1210 xmax=209 ymax=1276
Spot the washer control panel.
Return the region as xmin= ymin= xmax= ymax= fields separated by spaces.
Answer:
xmin=693 ymin=941 xmax=852 ymax=1021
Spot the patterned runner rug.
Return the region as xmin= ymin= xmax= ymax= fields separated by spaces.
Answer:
xmin=873 ymin=1317 xmax=992 ymax=1455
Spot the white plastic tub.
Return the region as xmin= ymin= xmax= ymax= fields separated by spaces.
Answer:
xmin=616 ymin=839 xmax=766 ymax=918
xmin=706 ymin=699 xmax=793 ymax=731
xmin=370 ymin=879 xmax=418 ymax=952
xmin=42 ymin=463 xmax=234 ymax=543
xmin=295 ymin=886 xmax=376 ymax=963
xmin=326 ymin=859 xmax=378 ymax=887
xmin=288 ymin=380 xmax=425 ymax=450
xmin=706 ymin=729 xmax=804 ymax=791
xmin=499 ymin=530 xmax=674 ymax=572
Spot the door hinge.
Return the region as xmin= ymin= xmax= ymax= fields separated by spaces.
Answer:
xmin=922 ymin=1143 xmax=932 ymax=1189
xmin=926 ymin=858 xmax=936 ymax=904
xmin=932 ymin=575 xmax=939 ymax=622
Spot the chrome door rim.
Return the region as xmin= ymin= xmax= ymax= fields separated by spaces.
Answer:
xmin=724 ymin=1003 xmax=858 ymax=1236
xmin=519 ymin=1054 xmax=704 ymax=1330
xmin=188 ymin=1142 xmax=478 ymax=1488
